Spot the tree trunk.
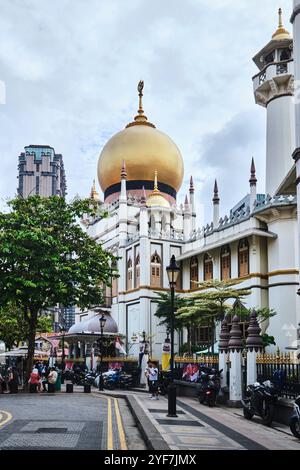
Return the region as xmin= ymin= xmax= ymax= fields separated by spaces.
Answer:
xmin=25 ymin=308 xmax=38 ymax=390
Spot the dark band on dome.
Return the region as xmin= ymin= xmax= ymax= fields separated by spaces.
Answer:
xmin=104 ymin=180 xmax=177 ymax=200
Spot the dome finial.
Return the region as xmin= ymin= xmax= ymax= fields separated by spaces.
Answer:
xmin=138 ymin=80 xmax=144 ymax=115
xmin=278 ymin=7 xmax=283 ymax=28
xmin=272 ymin=8 xmax=291 ymax=40
xmin=126 ymin=81 xmax=156 ymax=129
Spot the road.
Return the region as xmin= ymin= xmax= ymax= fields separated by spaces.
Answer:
xmin=0 ymin=391 xmax=146 ymax=450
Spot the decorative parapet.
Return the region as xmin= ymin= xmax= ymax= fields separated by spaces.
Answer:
xmin=253 ymin=194 xmax=297 ymax=213
xmin=148 ymin=229 xmax=184 ymax=242
xmin=188 ymin=205 xmax=251 ymax=242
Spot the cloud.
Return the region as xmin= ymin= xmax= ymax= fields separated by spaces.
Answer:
xmin=0 ymin=0 xmax=293 ymax=224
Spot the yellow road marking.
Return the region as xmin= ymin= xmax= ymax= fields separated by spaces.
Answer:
xmin=107 ymin=398 xmax=113 ymax=450
xmin=0 ymin=411 xmax=12 ymax=429
xmin=114 ymin=398 xmax=128 ymax=451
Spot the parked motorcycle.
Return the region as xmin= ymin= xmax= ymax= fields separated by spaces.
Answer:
xmin=241 ymin=380 xmax=279 ymax=426
xmin=196 ymin=368 xmax=223 ymax=407
xmin=290 ymin=395 xmax=300 ymax=439
xmin=158 ymin=371 xmax=172 ymax=396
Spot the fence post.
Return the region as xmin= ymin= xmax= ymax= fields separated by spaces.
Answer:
xmin=218 ymin=318 xmax=230 ymax=397
xmin=228 ymin=315 xmax=243 ymax=407
xmin=246 ymin=310 xmax=264 ymax=386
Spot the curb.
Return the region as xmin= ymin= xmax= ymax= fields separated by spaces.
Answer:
xmin=93 ymin=390 xmax=170 ymax=450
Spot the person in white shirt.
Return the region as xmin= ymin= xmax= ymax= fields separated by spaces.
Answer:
xmin=148 ymin=362 xmax=159 ymax=400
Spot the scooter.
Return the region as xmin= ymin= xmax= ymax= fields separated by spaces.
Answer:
xmin=241 ymin=380 xmax=279 ymax=426
xmin=290 ymin=395 xmax=300 ymax=439
xmin=196 ymin=368 xmax=223 ymax=407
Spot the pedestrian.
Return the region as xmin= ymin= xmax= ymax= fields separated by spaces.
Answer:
xmin=42 ymin=367 xmax=58 ymax=392
xmin=145 ymin=361 xmax=152 ymax=398
xmin=8 ymin=367 xmax=19 ymax=394
xmin=28 ymin=367 xmax=41 ymax=393
xmin=148 ymin=362 xmax=159 ymax=400
xmin=0 ymin=369 xmax=7 ymax=394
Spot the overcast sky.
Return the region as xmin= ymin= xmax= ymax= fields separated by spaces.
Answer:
xmin=0 ymin=0 xmax=293 ymax=224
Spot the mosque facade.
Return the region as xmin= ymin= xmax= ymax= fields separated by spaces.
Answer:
xmin=83 ymin=6 xmax=300 ymax=359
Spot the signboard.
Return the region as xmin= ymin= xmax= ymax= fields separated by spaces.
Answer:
xmin=182 ymin=363 xmax=200 ymax=382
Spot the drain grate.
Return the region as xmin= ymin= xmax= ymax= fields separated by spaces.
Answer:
xmin=35 ymin=428 xmax=68 ymax=434
xmin=148 ymin=409 xmax=185 ymax=414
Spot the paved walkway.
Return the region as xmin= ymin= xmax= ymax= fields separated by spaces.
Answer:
xmin=95 ymin=389 xmax=300 ymax=451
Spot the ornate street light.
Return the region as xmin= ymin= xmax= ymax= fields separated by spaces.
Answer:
xmin=166 ymin=255 xmax=180 ymax=418
xmin=98 ymin=313 xmax=107 ymax=391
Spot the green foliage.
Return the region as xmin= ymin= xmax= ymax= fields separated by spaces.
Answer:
xmin=261 ymin=333 xmax=276 ymax=349
xmin=0 ymin=305 xmax=52 ymax=350
xmin=0 ymin=195 xmax=117 ymax=378
xmin=154 ymin=291 xmax=188 ymax=331
xmin=179 ymin=343 xmax=200 ymax=355
xmin=177 ymin=279 xmax=251 ymax=325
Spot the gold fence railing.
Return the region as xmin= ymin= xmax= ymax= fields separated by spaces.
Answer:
xmin=256 ymin=352 xmax=299 ymax=365
xmin=175 ymin=355 xmax=219 ymax=365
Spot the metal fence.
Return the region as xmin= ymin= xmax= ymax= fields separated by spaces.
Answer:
xmin=256 ymin=353 xmax=300 ymax=399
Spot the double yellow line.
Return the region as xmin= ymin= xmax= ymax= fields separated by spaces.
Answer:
xmin=106 ymin=397 xmax=127 ymax=450
xmin=0 ymin=411 xmax=12 ymax=429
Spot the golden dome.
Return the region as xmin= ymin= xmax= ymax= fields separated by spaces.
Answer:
xmin=272 ymin=8 xmax=291 ymax=41
xmin=97 ymin=82 xmax=184 ymax=197
xmin=147 ymin=171 xmax=170 ymax=208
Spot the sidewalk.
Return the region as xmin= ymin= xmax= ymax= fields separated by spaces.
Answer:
xmin=93 ymin=389 xmax=300 ymax=451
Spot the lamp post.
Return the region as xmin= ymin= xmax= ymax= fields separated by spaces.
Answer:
xmin=166 ymin=255 xmax=180 ymax=418
xmin=98 ymin=313 xmax=107 ymax=391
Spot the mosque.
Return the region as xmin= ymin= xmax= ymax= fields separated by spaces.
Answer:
xmin=78 ymin=6 xmax=300 ymax=360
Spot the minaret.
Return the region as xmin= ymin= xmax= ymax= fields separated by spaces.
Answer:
xmin=249 ymin=158 xmax=257 ymax=211
xmin=90 ymin=179 xmax=100 ymax=202
xmin=189 ymin=176 xmax=196 ymax=230
xmin=291 ymin=0 xmax=300 ymax=296
xmin=213 ymin=180 xmax=220 ymax=229
xmin=183 ymin=194 xmax=192 ymax=240
xmin=253 ymin=8 xmax=295 ymax=196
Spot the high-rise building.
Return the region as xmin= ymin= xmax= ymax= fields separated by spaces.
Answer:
xmin=17 ymin=145 xmax=66 ymax=198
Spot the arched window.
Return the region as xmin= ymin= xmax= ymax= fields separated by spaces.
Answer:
xmin=151 ymin=251 xmax=161 ymax=287
xmin=265 ymin=51 xmax=274 ymax=64
xmin=204 ymin=254 xmax=213 ymax=281
xmin=190 ymin=256 xmax=199 ymax=289
xmin=127 ymin=257 xmax=133 ymax=291
xmin=135 ymin=253 xmax=140 ymax=288
xmin=238 ymin=239 xmax=249 ymax=278
xmin=221 ymin=245 xmax=231 ymax=280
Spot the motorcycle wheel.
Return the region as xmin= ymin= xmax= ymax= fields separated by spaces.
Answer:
xmin=198 ymin=396 xmax=204 ymax=404
xmin=208 ymin=396 xmax=216 ymax=407
xmin=105 ymin=382 xmax=116 ymax=390
xmin=261 ymin=402 xmax=275 ymax=427
xmin=290 ymin=417 xmax=300 ymax=439
xmin=243 ymin=407 xmax=254 ymax=420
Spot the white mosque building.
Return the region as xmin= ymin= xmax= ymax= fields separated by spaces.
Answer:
xmin=82 ymin=5 xmax=300 ymax=360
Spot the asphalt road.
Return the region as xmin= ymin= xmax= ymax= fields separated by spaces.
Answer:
xmin=0 ymin=391 xmax=146 ymax=450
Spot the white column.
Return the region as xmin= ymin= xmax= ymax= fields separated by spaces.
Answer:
xmin=140 ymin=353 xmax=149 ymax=386
xmin=219 ymin=351 xmax=228 ymax=391
xmin=229 ymin=351 xmax=243 ymax=403
xmin=266 ymin=95 xmax=295 ymax=196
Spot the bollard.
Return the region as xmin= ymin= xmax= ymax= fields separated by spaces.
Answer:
xmin=84 ymin=384 xmax=91 ymax=393
xmin=66 ymin=383 xmax=73 ymax=393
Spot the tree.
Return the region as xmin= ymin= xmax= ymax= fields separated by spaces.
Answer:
xmin=0 ymin=196 xmax=116 ymax=382
xmin=154 ymin=291 xmax=188 ymax=350
xmin=0 ymin=303 xmax=53 ymax=350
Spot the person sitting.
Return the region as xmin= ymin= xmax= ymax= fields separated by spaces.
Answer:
xmin=28 ymin=367 xmax=41 ymax=393
xmin=0 ymin=370 xmax=7 ymax=394
xmin=42 ymin=367 xmax=58 ymax=392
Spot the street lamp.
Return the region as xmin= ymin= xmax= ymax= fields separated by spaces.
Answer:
xmin=166 ymin=255 xmax=180 ymax=418
xmin=98 ymin=313 xmax=107 ymax=391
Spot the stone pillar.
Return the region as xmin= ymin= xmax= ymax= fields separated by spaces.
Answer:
xmin=228 ymin=315 xmax=243 ymax=407
xmin=183 ymin=195 xmax=192 ymax=240
xmin=140 ymin=353 xmax=149 ymax=387
xmin=246 ymin=310 xmax=264 ymax=386
xmin=218 ymin=318 xmax=230 ymax=394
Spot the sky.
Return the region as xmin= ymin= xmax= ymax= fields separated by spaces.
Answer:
xmin=0 ymin=0 xmax=293 ymax=224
